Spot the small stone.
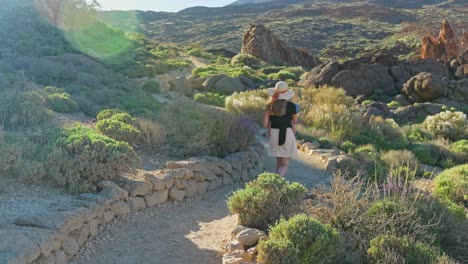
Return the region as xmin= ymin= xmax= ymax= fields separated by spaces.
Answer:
xmin=103 ymin=211 xmax=114 ymax=223
xmin=174 ymin=178 xmax=188 ymax=190
xmin=144 ymin=189 xmax=169 ymax=207
xmin=128 ymin=197 xmax=146 ymax=211
xmin=123 ymin=180 xmax=153 ymax=197
xmin=222 ymin=250 xmax=250 ymax=264
xmin=197 ymin=182 xmax=208 ymax=194
xmin=207 ymin=181 xmax=218 ymax=191
xmin=98 ymin=181 xmax=128 ymax=201
xmin=144 ymin=173 xmax=166 ymax=191
xmin=169 ymin=187 xmax=185 ymax=202
xmin=237 ymin=228 xmax=267 ymax=247
xmin=111 ymin=201 xmax=131 ymax=216
xmin=54 ymin=250 xmax=67 ymax=264
xmin=223 ymin=175 xmax=233 ymax=186
xmin=89 ymin=219 xmax=99 ymax=237
xmin=225 ymin=240 xmax=244 ymax=252
xmin=78 ymin=223 xmax=90 ymax=246
xmin=61 ymin=237 xmax=79 ymax=256
xmin=185 ymin=179 xmax=198 ymax=198
xmin=241 ymin=170 xmax=249 ymax=181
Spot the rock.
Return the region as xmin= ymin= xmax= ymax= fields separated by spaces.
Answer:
xmin=331 ymin=62 xmax=397 ymax=97
xmin=241 ymin=24 xmax=320 ymax=68
xmin=421 ymin=19 xmax=462 ymax=62
xmin=197 ymin=181 xmax=208 ymax=194
xmin=185 ymin=179 xmax=198 ymax=198
xmin=89 ymin=219 xmax=99 ymax=237
xmin=111 ymin=201 xmax=130 ymax=216
xmin=103 ymin=211 xmax=115 ymax=223
xmin=128 ymin=197 xmax=146 ymax=211
xmin=393 ymin=94 xmax=411 ymax=106
xmin=223 ymin=174 xmax=234 ymax=186
xmin=144 ymin=173 xmax=166 ymax=191
xmin=224 ymin=155 xmax=242 ymax=172
xmin=78 ymin=223 xmax=90 ymax=246
xmin=402 ymin=72 xmax=451 ymax=102
xmin=231 ymin=226 xmax=249 ymax=237
xmin=188 ymin=76 xmax=205 ymax=90
xmin=0 ymin=230 xmax=41 ymax=264
xmin=144 ymin=189 xmax=169 ymax=207
xmin=61 ymin=237 xmax=79 ymax=256
xmin=98 ymin=180 xmax=128 ymax=201
xmin=355 ymin=95 xmax=368 ymax=104
xmin=299 ymin=61 xmax=340 ymax=87
xmin=236 ymin=228 xmax=267 ymax=247
xmin=214 ymin=76 xmax=248 ymax=94
xmin=174 ymin=178 xmax=189 ymax=190
xmin=222 ymin=250 xmax=250 ymax=264
xmin=123 ymin=179 xmax=152 ymax=197
xmin=54 ymin=250 xmax=67 ymax=264
xmin=203 ymin=74 xmax=228 ymax=90
xmin=302 ymin=141 xmax=320 ymax=152
xmin=169 ymin=187 xmax=185 ymax=202
xmin=169 ymin=76 xmax=192 ymax=96
xmin=225 ymin=240 xmax=245 ymax=253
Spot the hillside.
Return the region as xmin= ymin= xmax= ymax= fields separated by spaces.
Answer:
xmin=99 ymin=0 xmax=468 ymax=61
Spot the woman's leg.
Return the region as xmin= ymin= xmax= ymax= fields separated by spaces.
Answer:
xmin=276 ymin=157 xmax=291 ymax=177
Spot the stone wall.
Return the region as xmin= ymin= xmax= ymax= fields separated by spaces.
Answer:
xmin=3 ymin=144 xmax=265 ymax=264
xmin=296 ymin=140 xmax=351 ymax=172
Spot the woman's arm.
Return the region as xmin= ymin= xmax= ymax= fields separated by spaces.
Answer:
xmin=291 ymin=114 xmax=298 ymax=134
xmin=263 ymin=110 xmax=270 ymax=128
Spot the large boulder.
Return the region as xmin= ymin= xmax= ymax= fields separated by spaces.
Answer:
xmin=299 ymin=61 xmax=340 ymax=87
xmin=420 ymin=19 xmax=462 ymax=62
xmin=401 ymin=72 xmax=451 ymax=102
xmin=203 ymin=75 xmax=253 ymax=94
xmin=462 ymin=31 xmax=468 ymax=54
xmin=330 ymin=62 xmax=397 ymax=96
xmin=241 ymin=24 xmax=320 ymax=68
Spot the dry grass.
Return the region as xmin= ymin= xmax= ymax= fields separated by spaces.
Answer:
xmin=135 ymin=118 xmax=166 ymax=147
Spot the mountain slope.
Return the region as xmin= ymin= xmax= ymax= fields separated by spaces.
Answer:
xmin=229 ymin=0 xmax=273 ymax=5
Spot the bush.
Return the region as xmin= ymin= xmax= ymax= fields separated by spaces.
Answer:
xmin=268 ymin=70 xmax=297 ymax=81
xmin=48 ymin=125 xmax=140 ymax=193
xmin=318 ymin=137 xmax=334 ymax=149
xmin=96 ymin=118 xmax=141 ymax=145
xmin=134 ymin=118 xmax=166 ymax=147
xmin=256 ymin=240 xmax=299 ymax=264
xmin=341 ymin=141 xmax=357 ymax=153
xmin=424 ymin=111 xmax=467 ymax=141
xmin=47 ymin=93 xmax=78 ymax=113
xmin=0 ymin=135 xmax=23 ymax=175
xmin=141 ymin=80 xmax=160 ymax=94
xmin=225 ymin=89 xmax=269 ymax=125
xmin=387 ymin=101 xmax=403 ymax=108
xmin=194 ymin=92 xmax=226 ymax=107
xmin=410 ymin=143 xmax=439 ymax=166
xmin=161 ymin=98 xmax=256 ymax=157
xmin=381 ymin=150 xmax=419 ymax=181
xmin=367 ymin=235 xmax=438 ymax=264
xmin=258 ymin=214 xmax=343 ymax=264
xmin=408 ymin=127 xmax=431 ymax=143
xmin=96 ymin=108 xmax=125 ymax=121
xmin=434 ymin=165 xmax=468 ymax=206
xmin=227 ymin=173 xmax=306 ymax=230
xmin=231 ymin=54 xmax=261 ymax=68
xmin=363 ymin=117 xmax=409 ymax=150
xmin=298 ymin=86 xmax=356 ymax=112
xmin=0 ymin=91 xmax=50 ymax=129
xmin=353 ymin=145 xmax=386 ymax=179
xmin=451 ymin=140 xmax=468 ymax=157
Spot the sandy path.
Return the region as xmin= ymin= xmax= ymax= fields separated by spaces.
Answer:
xmin=71 ymin=143 xmax=331 ymax=264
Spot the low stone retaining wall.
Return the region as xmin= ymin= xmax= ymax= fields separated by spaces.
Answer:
xmin=2 ymin=144 xmax=265 ymax=264
xmin=297 ymin=140 xmax=352 ymax=172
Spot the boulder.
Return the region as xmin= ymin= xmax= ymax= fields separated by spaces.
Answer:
xmin=169 ymin=76 xmax=192 ymax=96
xmin=401 ymin=72 xmax=451 ymax=102
xmin=202 ymin=75 xmax=252 ymax=94
xmin=236 ymin=228 xmax=267 ymax=247
xmin=222 ymin=250 xmax=250 ymax=264
xmin=299 ymin=61 xmax=339 ymax=87
xmin=122 ymin=179 xmax=152 ymax=197
xmin=169 ymin=187 xmax=185 ymax=202
xmin=0 ymin=230 xmax=41 ymax=264
xmin=225 ymin=240 xmax=245 ymax=253
xmin=420 ymin=20 xmax=462 ymax=62
xmin=128 ymin=197 xmax=146 ymax=211
xmin=111 ymin=201 xmax=131 ymax=216
xmin=61 ymin=237 xmax=80 ymax=256
xmin=144 ymin=189 xmax=169 ymax=207
xmin=462 ymin=31 xmax=468 ymax=54
xmin=241 ymin=24 xmax=320 ymax=68
xmin=330 ymin=62 xmax=397 ymax=97
xmin=98 ymin=180 xmax=128 ymax=202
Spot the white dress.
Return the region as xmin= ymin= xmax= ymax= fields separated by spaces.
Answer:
xmin=268 ymin=127 xmax=298 ymax=158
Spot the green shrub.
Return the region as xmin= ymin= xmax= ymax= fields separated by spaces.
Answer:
xmin=141 ymin=80 xmax=160 ymax=94
xmin=387 ymin=101 xmax=403 ymax=108
xmin=363 ymin=116 xmax=409 ymax=150
xmin=0 ymin=135 xmax=23 ymax=175
xmin=424 ymin=111 xmax=467 ymax=141
xmin=0 ymin=91 xmax=50 ymax=129
xmin=48 ymin=125 xmax=140 ymax=193
xmin=318 ymin=137 xmax=334 ymax=149
xmin=258 ymin=214 xmax=343 ymax=264
xmin=408 ymin=127 xmax=431 ymax=143
xmin=451 ymin=140 xmax=468 ymax=157
xmin=96 ymin=109 xmax=126 ymax=121
xmin=341 ymin=141 xmax=357 ymax=153
xmin=268 ymin=70 xmax=298 ymax=81
xmin=231 ymin=54 xmax=261 ymax=68
xmin=194 ymin=92 xmax=226 ymax=107
xmin=225 ymin=89 xmax=269 ymax=125
xmin=410 ymin=143 xmax=439 ymax=166
xmin=96 ymin=118 xmax=141 ymax=145
xmin=257 ymin=240 xmax=299 ymax=264
xmin=434 ymin=165 xmax=467 ymax=206
xmin=368 ymin=235 xmax=438 ymax=264
xmin=227 ymin=173 xmax=306 ymax=230
xmin=47 ymin=93 xmax=78 ymax=113
xmin=353 ymin=145 xmax=386 ymax=180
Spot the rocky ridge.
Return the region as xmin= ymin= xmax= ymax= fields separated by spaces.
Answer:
xmin=241 ymin=24 xmax=320 ymax=68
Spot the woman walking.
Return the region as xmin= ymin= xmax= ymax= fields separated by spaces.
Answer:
xmin=263 ymin=81 xmax=298 ymax=177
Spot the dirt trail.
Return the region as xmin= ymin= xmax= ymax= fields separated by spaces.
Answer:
xmin=71 ymin=140 xmax=331 ymax=264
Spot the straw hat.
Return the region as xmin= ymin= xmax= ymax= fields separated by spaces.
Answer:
xmin=267 ymin=81 xmax=294 ymax=100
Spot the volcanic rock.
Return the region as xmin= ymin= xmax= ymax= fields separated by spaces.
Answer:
xmin=241 ymin=24 xmax=320 ymax=68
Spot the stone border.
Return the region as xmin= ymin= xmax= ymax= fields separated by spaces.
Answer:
xmin=296 ymin=140 xmax=351 ymax=172
xmin=3 ymin=144 xmax=265 ymax=264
